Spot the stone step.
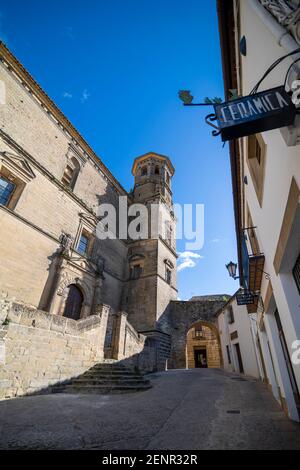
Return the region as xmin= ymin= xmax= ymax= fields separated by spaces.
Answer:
xmin=73 ymin=376 xmax=149 ymax=383
xmin=81 ymin=372 xmax=142 ymax=379
xmin=63 ymin=383 xmax=152 ymax=394
xmin=87 ymin=368 xmax=136 ymax=374
xmin=52 ymin=361 xmax=151 ymax=395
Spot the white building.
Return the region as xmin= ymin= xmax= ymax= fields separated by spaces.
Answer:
xmin=217 ymin=0 xmax=300 ymax=421
xmin=216 ymin=293 xmax=261 ymax=378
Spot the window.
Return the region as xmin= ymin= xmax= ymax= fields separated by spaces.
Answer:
xmin=77 ymin=233 xmax=90 ymax=256
xmin=293 ymin=253 xmax=300 ymax=295
xmin=165 ymin=267 xmax=171 ymax=285
xmin=247 ymin=207 xmax=260 ymax=255
xmin=154 ymin=165 xmax=160 ymax=175
xmin=226 ymin=345 xmax=231 ymax=364
xmin=141 ymin=166 xmax=147 ymax=176
xmin=166 ymin=173 xmax=170 ymax=185
xmin=247 ymin=134 xmax=266 ymax=206
xmin=130 ymin=264 xmax=142 ymax=280
xmin=195 ymin=327 xmax=203 ymax=339
xmin=61 ymin=157 xmax=80 ymax=190
xmin=228 ymin=305 xmax=234 ymax=324
xmin=0 ymin=176 xmax=15 ymax=206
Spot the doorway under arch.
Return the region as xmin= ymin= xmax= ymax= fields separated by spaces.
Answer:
xmin=186 ymin=321 xmax=222 ymax=369
xmin=63 ymin=284 xmax=84 ymax=320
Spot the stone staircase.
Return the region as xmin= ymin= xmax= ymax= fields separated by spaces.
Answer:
xmin=52 ymin=361 xmax=152 ymax=394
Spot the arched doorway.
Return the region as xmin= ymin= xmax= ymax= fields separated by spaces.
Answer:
xmin=63 ymin=284 xmax=83 ymax=320
xmin=186 ymin=321 xmax=222 ymax=369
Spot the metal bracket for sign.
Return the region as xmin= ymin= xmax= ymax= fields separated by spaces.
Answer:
xmin=205 ymin=113 xmax=221 ymax=137
xmin=257 ymin=267 xmax=271 ymax=280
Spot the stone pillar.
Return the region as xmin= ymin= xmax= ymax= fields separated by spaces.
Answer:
xmin=92 ymin=275 xmax=103 ymax=315
xmin=97 ymin=304 xmax=110 ymax=359
xmin=111 ymin=311 xmax=128 ymax=360
xmin=48 ymin=257 xmax=68 ymax=316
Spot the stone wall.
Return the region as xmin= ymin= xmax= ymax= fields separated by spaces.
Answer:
xmin=0 ymin=295 xmax=110 ymax=399
xmin=109 ymin=312 xmax=168 ymax=374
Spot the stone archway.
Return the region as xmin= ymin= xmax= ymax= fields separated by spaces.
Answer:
xmin=159 ymin=299 xmax=227 ymax=369
xmin=186 ymin=320 xmax=223 ymax=369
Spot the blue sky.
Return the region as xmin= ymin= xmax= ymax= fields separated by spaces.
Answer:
xmin=0 ymin=0 xmax=239 ymax=299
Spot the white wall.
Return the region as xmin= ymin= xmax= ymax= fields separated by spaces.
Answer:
xmin=237 ymin=0 xmax=300 ymax=420
xmin=217 ymin=298 xmax=260 ymax=378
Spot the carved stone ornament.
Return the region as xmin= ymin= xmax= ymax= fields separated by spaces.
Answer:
xmin=57 ymin=272 xmax=80 ymax=295
xmin=58 ymin=232 xmax=73 ymax=256
xmin=260 ymin=0 xmax=300 ymax=43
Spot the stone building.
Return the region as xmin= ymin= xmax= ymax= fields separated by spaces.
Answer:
xmin=0 ymin=42 xmax=226 ymax=398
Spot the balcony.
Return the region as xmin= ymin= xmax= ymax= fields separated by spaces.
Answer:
xmin=241 ymin=226 xmax=265 ymax=313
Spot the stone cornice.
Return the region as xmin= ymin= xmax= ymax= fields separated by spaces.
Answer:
xmin=0 ymin=41 xmax=127 ymax=196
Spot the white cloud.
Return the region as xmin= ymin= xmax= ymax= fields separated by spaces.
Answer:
xmin=81 ymin=89 xmax=90 ymax=103
xmin=63 ymin=92 xmax=72 ymax=99
xmin=177 ymin=251 xmax=203 ymax=272
xmin=64 ymin=26 xmax=75 ymax=40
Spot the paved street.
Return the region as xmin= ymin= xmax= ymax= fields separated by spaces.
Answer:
xmin=0 ymin=368 xmax=300 ymax=450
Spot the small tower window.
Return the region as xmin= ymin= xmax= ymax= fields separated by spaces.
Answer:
xmin=166 ymin=173 xmax=170 ymax=185
xmin=141 ymin=166 xmax=147 ymax=176
xmin=165 ymin=267 xmax=172 ymax=285
xmin=130 ymin=264 xmax=143 ymax=280
xmin=154 ymin=165 xmax=160 ymax=175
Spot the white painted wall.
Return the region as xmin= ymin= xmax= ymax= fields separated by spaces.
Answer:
xmin=236 ymin=0 xmax=300 ymax=421
xmin=217 ymin=297 xmax=260 ymax=378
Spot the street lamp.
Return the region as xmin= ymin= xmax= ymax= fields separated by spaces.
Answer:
xmin=225 ymin=261 xmax=239 ymax=280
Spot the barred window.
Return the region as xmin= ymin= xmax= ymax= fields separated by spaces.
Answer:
xmin=165 ymin=267 xmax=171 ymax=285
xmin=228 ymin=305 xmax=235 ymax=324
xmin=293 ymin=253 xmax=300 ymax=295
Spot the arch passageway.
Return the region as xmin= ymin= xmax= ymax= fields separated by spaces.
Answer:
xmin=186 ymin=321 xmax=222 ymax=369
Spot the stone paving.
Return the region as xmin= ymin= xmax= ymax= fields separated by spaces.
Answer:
xmin=0 ymin=368 xmax=300 ymax=450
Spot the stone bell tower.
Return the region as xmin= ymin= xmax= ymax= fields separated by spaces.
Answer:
xmin=123 ymin=152 xmax=178 ymax=332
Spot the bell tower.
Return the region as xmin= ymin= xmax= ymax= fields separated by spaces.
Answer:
xmin=123 ymin=152 xmax=177 ymax=332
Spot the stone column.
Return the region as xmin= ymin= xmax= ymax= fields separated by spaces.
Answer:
xmin=48 ymin=257 xmax=69 ymax=316
xmin=111 ymin=311 xmax=128 ymax=360
xmin=91 ymin=275 xmax=103 ymax=315
xmin=97 ymin=304 xmax=110 ymax=361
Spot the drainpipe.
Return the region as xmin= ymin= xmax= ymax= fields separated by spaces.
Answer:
xmin=248 ymin=0 xmax=299 ymax=52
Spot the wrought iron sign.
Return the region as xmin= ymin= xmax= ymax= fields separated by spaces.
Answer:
xmin=236 ymin=290 xmax=258 ymax=306
xmin=206 ymin=86 xmax=296 ymax=142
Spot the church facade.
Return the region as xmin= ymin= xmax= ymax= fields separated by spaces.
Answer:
xmin=0 ymin=42 xmax=224 ymax=398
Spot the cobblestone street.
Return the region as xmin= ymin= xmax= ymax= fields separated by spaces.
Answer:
xmin=1 ymin=368 xmax=300 ymax=450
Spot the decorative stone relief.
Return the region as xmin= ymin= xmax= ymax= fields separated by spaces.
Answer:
xmin=260 ymin=0 xmax=300 ymax=43
xmin=58 ymin=232 xmax=73 ymax=257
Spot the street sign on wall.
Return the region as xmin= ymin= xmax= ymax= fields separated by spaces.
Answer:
xmin=236 ymin=291 xmax=257 ymax=306
xmin=213 ymin=86 xmax=296 ymax=141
